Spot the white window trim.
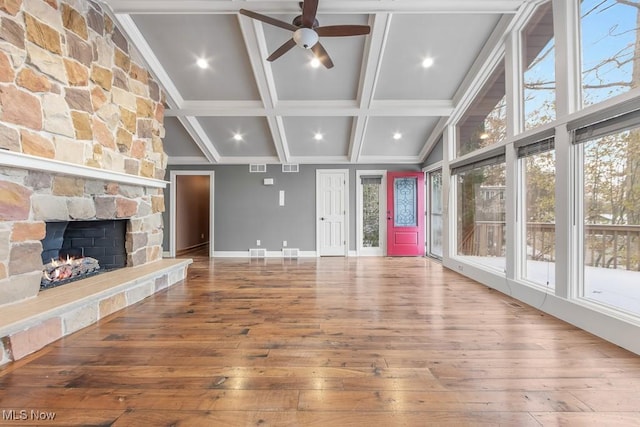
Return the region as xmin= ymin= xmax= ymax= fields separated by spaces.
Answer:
xmin=355 ymin=170 xmax=387 ymax=257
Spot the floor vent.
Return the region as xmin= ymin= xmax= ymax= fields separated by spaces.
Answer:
xmin=282 ymin=248 xmax=299 ymax=258
xmin=282 ymin=164 xmax=299 ymax=173
xmin=249 ymin=164 xmax=267 ymax=173
xmin=249 ymin=248 xmax=267 ymax=258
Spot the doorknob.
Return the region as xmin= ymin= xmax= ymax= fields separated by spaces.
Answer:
xmin=320 ymin=217 xmax=326 ymax=221
xmin=387 ymin=216 xmax=392 ymax=220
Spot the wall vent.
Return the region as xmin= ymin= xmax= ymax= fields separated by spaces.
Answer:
xmin=282 ymin=164 xmax=299 ymax=173
xmin=249 ymin=248 xmax=267 ymax=258
xmin=249 ymin=164 xmax=267 ymax=173
xmin=282 ymin=248 xmax=299 ymax=258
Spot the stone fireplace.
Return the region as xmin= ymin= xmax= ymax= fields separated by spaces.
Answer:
xmin=40 ymin=219 xmax=127 ymax=288
xmin=0 ymin=0 xmax=191 ymax=366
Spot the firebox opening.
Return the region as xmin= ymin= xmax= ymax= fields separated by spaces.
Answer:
xmin=40 ymin=220 xmax=128 ymax=289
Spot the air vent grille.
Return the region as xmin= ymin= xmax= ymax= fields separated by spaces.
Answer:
xmin=282 ymin=164 xmax=299 ymax=173
xmin=249 ymin=164 xmax=267 ymax=173
xmin=249 ymin=248 xmax=267 ymax=258
xmin=282 ymin=248 xmax=299 ymax=258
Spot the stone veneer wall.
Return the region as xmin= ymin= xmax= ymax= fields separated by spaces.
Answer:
xmin=0 ymin=0 xmax=168 ymax=307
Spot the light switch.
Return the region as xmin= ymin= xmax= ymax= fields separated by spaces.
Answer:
xmin=263 ymin=178 xmax=274 ymax=185
xmin=279 ymin=190 xmax=285 ymax=206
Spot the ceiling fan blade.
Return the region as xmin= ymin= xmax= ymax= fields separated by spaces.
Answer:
xmin=311 ymin=42 xmax=334 ymax=69
xmin=316 ymin=25 xmax=371 ymax=37
xmin=239 ymin=9 xmax=297 ymax=32
xmin=301 ymin=0 xmax=319 ymax=28
xmin=267 ymin=38 xmax=297 ymax=62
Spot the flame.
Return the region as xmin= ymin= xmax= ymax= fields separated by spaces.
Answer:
xmin=44 ymin=255 xmax=82 ymax=283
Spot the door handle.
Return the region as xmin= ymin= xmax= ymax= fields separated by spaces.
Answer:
xmin=320 ymin=217 xmax=326 ymax=221
xmin=387 ymin=216 xmax=392 ymax=220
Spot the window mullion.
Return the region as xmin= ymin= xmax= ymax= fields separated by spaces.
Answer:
xmin=553 ymin=0 xmax=581 ymax=117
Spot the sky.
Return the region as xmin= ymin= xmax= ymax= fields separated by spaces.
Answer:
xmin=523 ymin=0 xmax=637 ymax=124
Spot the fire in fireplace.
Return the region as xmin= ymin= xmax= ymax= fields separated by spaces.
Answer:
xmin=40 ymin=220 xmax=127 ymax=289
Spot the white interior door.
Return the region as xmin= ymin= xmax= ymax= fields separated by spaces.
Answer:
xmin=317 ymin=170 xmax=348 ymax=256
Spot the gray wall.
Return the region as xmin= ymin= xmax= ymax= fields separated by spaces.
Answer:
xmin=164 ymin=164 xmax=421 ymax=253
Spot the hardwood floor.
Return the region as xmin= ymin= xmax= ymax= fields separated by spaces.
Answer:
xmin=1 ymin=249 xmax=640 ymax=426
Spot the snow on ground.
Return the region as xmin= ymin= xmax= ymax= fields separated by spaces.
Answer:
xmin=458 ymin=256 xmax=640 ymax=315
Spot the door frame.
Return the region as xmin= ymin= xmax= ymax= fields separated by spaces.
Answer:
xmin=356 ymin=170 xmax=387 ymax=256
xmin=316 ymin=169 xmax=349 ymax=257
xmin=424 ymin=162 xmax=443 ymax=260
xmin=169 ymin=170 xmax=215 ymax=258
xmin=387 ymin=171 xmax=426 ymax=256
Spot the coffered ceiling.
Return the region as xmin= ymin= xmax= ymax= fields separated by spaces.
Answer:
xmin=100 ymin=0 xmax=528 ymax=165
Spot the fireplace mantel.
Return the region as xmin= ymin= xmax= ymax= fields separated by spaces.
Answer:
xmin=0 ymin=151 xmax=169 ymax=189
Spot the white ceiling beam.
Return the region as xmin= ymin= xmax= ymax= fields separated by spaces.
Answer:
xmin=216 ymin=156 xmax=281 ymax=165
xmin=269 ymin=116 xmax=291 ymax=162
xmin=102 ymin=1 xmax=525 ymax=14
xmin=115 ymin=14 xmax=184 ymax=108
xmin=358 ymin=155 xmax=423 ymax=164
xmin=238 ymin=14 xmax=289 ymax=163
xmin=114 ymin=15 xmax=221 ymax=163
xmin=180 ymin=117 xmax=222 ymax=163
xmin=418 ymin=116 xmax=448 ymax=162
xmin=350 ymin=12 xmax=391 ymax=162
xmin=166 ymin=101 xmax=454 ymax=117
xmin=349 ymin=116 xmax=369 ymax=162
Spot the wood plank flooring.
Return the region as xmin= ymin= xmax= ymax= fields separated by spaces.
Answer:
xmin=1 ymin=249 xmax=640 ymax=426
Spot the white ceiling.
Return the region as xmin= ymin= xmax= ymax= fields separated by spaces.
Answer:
xmin=101 ymin=0 xmax=529 ymax=166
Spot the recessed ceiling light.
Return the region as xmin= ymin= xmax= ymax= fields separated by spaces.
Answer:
xmin=310 ymin=57 xmax=321 ymax=68
xmin=314 ymin=132 xmax=323 ymax=141
xmin=393 ymin=132 xmax=402 ymax=140
xmin=196 ymin=58 xmax=209 ymax=69
xmin=233 ymin=133 xmax=243 ymax=141
xmin=422 ymin=57 xmax=434 ymax=68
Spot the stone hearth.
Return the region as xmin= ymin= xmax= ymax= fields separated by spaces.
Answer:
xmin=0 ymin=0 xmax=188 ymax=365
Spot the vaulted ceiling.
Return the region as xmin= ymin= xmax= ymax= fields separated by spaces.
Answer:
xmin=101 ymin=0 xmax=529 ymax=166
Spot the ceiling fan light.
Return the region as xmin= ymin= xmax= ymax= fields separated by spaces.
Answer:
xmin=293 ymin=28 xmax=319 ymax=49
xmin=310 ymin=57 xmax=321 ymax=68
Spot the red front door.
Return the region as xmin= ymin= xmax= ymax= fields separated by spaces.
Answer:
xmin=387 ymin=172 xmax=425 ymax=256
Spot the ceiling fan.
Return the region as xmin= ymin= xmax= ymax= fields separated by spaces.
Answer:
xmin=239 ymin=0 xmax=371 ymax=69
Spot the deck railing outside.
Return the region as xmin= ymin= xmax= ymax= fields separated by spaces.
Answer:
xmin=459 ymin=222 xmax=640 ymax=271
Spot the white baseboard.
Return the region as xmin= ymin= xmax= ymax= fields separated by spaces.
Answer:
xmin=213 ymin=251 xmax=318 ymax=258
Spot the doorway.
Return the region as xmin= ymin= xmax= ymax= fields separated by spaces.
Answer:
xmin=169 ymin=170 xmax=215 ymax=258
xmin=386 ymin=171 xmax=425 ymax=256
xmin=316 ymin=169 xmax=349 ymax=256
xmin=356 ymin=170 xmax=387 ymax=256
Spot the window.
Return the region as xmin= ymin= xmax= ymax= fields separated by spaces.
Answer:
xmin=453 ymin=155 xmax=506 ymax=271
xmin=518 ymin=138 xmax=556 ymax=288
xmin=523 ymin=1 xmax=555 ymax=130
xmin=357 ymin=172 xmax=386 ymax=256
xmin=428 ymin=169 xmax=443 ymax=258
xmin=581 ymin=0 xmax=640 ymax=106
xmin=456 ymin=62 xmax=507 ymax=157
xmin=576 ymin=111 xmax=640 ymax=316
xmin=362 ymin=176 xmax=382 ymax=248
